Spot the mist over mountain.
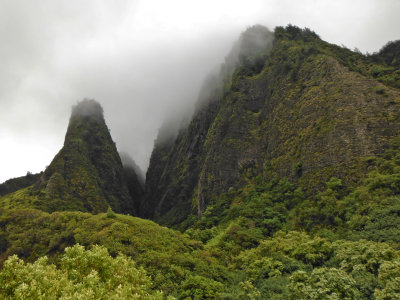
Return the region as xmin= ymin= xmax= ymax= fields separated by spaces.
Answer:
xmin=119 ymin=152 xmax=145 ymax=186
xmin=2 ymin=0 xmax=400 ymax=183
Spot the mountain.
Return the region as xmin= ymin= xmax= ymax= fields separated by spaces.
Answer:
xmin=142 ymin=25 xmax=400 ymax=228
xmin=2 ymin=25 xmax=400 ymax=299
xmin=0 ymin=101 xmax=224 ymax=299
xmin=0 ymin=99 xmax=141 ymax=214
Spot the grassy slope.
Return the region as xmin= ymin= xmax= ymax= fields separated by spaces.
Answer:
xmin=0 ymin=208 xmax=228 ymax=297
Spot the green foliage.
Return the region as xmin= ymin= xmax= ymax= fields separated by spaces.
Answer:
xmin=371 ymin=40 xmax=400 ymax=67
xmin=236 ymin=231 xmax=333 ymax=271
xmin=274 ymin=25 xmax=400 ymax=88
xmin=332 ymin=240 xmax=397 ymax=276
xmin=287 ymin=138 xmax=400 ymax=245
xmin=232 ymin=231 xmax=400 ymax=299
xmin=106 ymin=206 xmax=116 ymax=218
xmin=288 ymin=268 xmax=360 ymax=299
xmin=293 ymin=162 xmax=303 ymax=176
xmin=179 ymin=275 xmax=224 ymax=299
xmin=187 ymin=178 xmax=304 ymax=257
xmin=274 ymin=25 xmax=320 ymax=42
xmin=375 ymin=259 xmax=400 ymax=299
xmin=0 ymin=244 xmax=165 ymax=299
xmin=218 ymin=140 xmax=400 ymax=297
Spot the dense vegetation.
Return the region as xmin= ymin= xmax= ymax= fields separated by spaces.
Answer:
xmin=0 ymin=244 xmax=166 ymax=299
xmin=0 ymin=208 xmax=230 ymax=298
xmin=0 ymin=172 xmax=41 ymax=197
xmin=1 ymin=25 xmax=400 ymax=298
xmin=182 ymin=136 xmax=400 ymax=298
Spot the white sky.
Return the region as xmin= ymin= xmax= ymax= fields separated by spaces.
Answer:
xmin=1 ymin=0 xmax=400 ymax=182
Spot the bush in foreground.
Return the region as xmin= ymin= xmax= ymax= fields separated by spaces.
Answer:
xmin=0 ymin=244 xmax=168 ymax=299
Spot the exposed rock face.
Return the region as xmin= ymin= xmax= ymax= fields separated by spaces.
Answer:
xmin=142 ymin=97 xmax=221 ymax=222
xmin=36 ymin=99 xmax=139 ymax=214
xmin=142 ymin=26 xmax=400 ymax=227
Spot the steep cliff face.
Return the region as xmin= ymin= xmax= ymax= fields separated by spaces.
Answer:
xmin=143 ymin=25 xmax=400 ymax=227
xmin=31 ymin=99 xmax=139 ymax=214
xmin=120 ymin=152 xmax=144 ymax=214
xmin=142 ymin=97 xmax=222 ymax=222
xmin=142 ymin=26 xmax=274 ymax=225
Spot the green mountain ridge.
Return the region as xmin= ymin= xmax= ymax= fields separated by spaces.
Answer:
xmin=143 ymin=25 xmax=400 ymax=228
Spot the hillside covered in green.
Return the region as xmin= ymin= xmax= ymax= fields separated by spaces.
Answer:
xmin=1 ymin=25 xmax=400 ymax=299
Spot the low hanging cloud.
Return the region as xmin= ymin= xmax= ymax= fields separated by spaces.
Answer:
xmin=0 ymin=0 xmax=399 ymax=182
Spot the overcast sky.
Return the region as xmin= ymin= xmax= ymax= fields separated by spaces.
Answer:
xmin=1 ymin=0 xmax=399 ymax=183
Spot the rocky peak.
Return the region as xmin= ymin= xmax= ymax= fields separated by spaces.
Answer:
xmin=34 ymin=99 xmax=140 ymax=214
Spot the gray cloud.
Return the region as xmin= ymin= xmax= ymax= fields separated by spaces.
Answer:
xmin=1 ymin=0 xmax=399 ymax=182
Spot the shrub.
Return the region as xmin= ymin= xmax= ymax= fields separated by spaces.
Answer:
xmin=0 ymin=244 xmax=165 ymax=299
